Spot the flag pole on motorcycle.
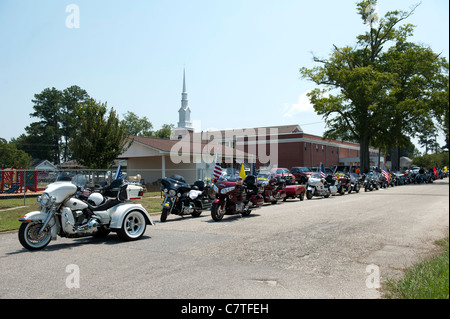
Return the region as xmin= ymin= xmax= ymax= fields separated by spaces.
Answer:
xmin=115 ymin=165 xmax=124 ymax=180
xmin=382 ymin=165 xmax=391 ymax=183
xmin=239 ymin=162 xmax=246 ymax=179
xmin=212 ymin=154 xmax=223 ymax=181
xmin=320 ymin=163 xmax=326 ymax=178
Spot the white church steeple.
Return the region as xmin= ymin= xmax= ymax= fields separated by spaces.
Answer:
xmin=177 ymin=68 xmax=192 ymax=130
xmin=172 ymin=68 xmax=194 ymax=140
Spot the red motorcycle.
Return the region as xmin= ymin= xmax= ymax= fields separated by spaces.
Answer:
xmin=261 ymin=175 xmax=287 ymax=204
xmin=336 ymin=173 xmax=351 ymax=195
xmin=211 ymin=175 xmax=264 ymax=221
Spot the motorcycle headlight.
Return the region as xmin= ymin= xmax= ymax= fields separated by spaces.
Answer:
xmin=221 ymin=186 xmax=235 ymax=194
xmin=40 ymin=193 xmax=50 ymax=206
xmin=169 ymin=189 xmax=176 ymax=196
xmin=213 ymin=185 xmax=219 ymax=193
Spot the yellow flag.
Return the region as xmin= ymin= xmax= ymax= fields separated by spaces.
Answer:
xmin=239 ymin=163 xmax=246 ymax=179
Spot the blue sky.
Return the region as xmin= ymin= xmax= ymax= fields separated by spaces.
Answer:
xmin=0 ymin=0 xmax=448 ymax=150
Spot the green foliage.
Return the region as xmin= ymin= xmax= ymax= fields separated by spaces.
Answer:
xmin=70 ymin=99 xmax=132 ymax=169
xmin=384 ymin=237 xmax=449 ymax=299
xmin=0 ymin=138 xmax=32 ymax=168
xmin=153 ymin=123 xmax=175 ymax=139
xmin=123 ymin=111 xmax=174 ymax=139
xmin=123 ymin=111 xmax=154 ymax=136
xmin=12 ymin=85 xmax=90 ymax=164
xmin=412 ymin=152 xmax=449 ymax=169
xmin=299 ymin=0 xmax=448 ymax=171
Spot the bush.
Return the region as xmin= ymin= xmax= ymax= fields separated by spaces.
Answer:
xmin=412 ymin=152 xmax=449 ymax=169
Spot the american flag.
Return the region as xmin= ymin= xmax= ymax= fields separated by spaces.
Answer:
xmin=320 ymin=163 xmax=327 ymax=178
xmin=115 ymin=165 xmax=124 ymax=180
xmin=212 ymin=155 xmax=223 ymax=180
xmin=382 ymin=165 xmax=390 ymax=183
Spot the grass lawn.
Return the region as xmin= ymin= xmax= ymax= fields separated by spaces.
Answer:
xmin=0 ymin=192 xmax=164 ymax=232
xmin=383 ymin=237 xmax=449 ymax=299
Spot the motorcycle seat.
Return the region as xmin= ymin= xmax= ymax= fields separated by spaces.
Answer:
xmin=88 ymin=197 xmax=121 ymax=212
xmin=243 ymin=175 xmax=259 ymax=193
xmin=192 ymin=180 xmax=205 ymax=191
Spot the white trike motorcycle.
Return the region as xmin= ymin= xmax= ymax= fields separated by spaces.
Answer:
xmin=18 ymin=176 xmax=154 ymax=251
xmin=305 ymin=172 xmax=337 ymax=199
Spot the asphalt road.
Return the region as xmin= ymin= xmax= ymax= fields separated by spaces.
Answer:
xmin=0 ymin=179 xmax=448 ymax=299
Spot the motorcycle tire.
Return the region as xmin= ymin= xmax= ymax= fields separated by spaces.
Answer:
xmin=241 ymin=209 xmax=251 ymax=217
xmin=160 ymin=208 xmax=169 ymax=222
xmin=18 ymin=222 xmax=52 ymax=251
xmin=191 ymin=210 xmax=202 ymax=217
xmin=211 ymin=202 xmax=225 ymax=222
xmin=116 ymin=210 xmax=147 ymax=241
xmin=306 ymin=190 xmax=313 ymax=200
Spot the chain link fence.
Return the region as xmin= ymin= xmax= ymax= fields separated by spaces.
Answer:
xmin=0 ymin=167 xmax=214 ymax=206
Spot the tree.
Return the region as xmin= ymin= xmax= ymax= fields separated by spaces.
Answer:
xmin=14 ymin=85 xmax=90 ymax=163
xmin=123 ymin=111 xmax=153 ymax=136
xmin=70 ymin=99 xmax=132 ymax=169
xmin=154 ymin=124 xmax=175 ymax=139
xmin=0 ymin=138 xmax=32 ymax=168
xmin=60 ymin=86 xmax=90 ymax=162
xmin=27 ymin=87 xmax=63 ymax=163
xmin=299 ymin=0 xmax=448 ymax=171
xmin=412 ymin=152 xmax=449 ymax=169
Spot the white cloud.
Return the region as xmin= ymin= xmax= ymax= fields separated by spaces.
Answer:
xmin=283 ymin=90 xmax=315 ymax=117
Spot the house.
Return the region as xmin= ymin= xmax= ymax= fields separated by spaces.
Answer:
xmin=117 ymin=135 xmax=253 ymax=184
xmin=30 ymin=159 xmax=58 ymax=171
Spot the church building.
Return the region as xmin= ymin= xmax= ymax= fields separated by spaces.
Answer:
xmin=118 ymin=69 xmax=385 ymax=185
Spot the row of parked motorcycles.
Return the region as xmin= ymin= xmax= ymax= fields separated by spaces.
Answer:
xmin=160 ymin=173 xmax=308 ymax=222
xmin=158 ymin=170 xmax=364 ymax=222
xmin=160 ymin=167 xmax=446 ymax=222
xmin=18 ymin=166 xmax=445 ymax=250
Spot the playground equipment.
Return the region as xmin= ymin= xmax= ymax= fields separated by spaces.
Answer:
xmin=0 ymin=165 xmax=43 ymax=194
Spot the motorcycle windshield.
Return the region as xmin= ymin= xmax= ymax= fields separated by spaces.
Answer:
xmin=161 ymin=176 xmax=190 ymax=192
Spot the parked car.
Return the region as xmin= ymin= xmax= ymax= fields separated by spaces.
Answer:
xmin=270 ymin=168 xmax=296 ymax=185
xmin=291 ymin=167 xmax=313 ymax=184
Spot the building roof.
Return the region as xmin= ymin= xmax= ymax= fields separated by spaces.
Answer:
xmin=192 ymin=124 xmax=303 ymax=141
xmin=123 ymin=136 xmax=254 ymax=159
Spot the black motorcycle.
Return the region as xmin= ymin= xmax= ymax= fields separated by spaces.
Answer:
xmin=363 ymin=172 xmax=379 ymax=192
xmin=160 ymin=175 xmax=213 ymax=222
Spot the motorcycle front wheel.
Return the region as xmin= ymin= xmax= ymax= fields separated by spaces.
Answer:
xmin=211 ymin=202 xmax=225 ymax=222
xmin=18 ymin=222 xmax=52 ymax=251
xmin=117 ymin=210 xmax=147 ymax=241
xmin=160 ymin=207 xmax=169 ymax=222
